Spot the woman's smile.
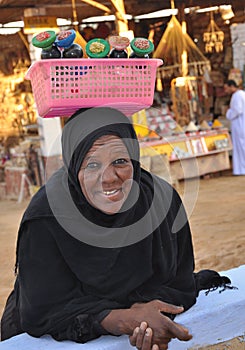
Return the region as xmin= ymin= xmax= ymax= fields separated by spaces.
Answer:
xmin=102 ymin=189 xmax=121 ymax=198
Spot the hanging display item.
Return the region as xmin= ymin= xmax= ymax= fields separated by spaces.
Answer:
xmin=154 ymin=15 xmax=210 ymax=77
xmin=203 ymin=12 xmax=224 ymax=53
xmin=170 ymin=76 xmax=210 ymax=127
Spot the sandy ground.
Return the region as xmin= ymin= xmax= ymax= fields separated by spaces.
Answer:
xmin=181 ymin=173 xmax=245 ymax=272
xmin=0 ymin=172 xmax=245 ymax=348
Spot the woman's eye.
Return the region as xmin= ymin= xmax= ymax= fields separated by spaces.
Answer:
xmin=113 ymin=158 xmax=129 ymax=165
xmin=85 ymin=162 xmax=100 ymax=170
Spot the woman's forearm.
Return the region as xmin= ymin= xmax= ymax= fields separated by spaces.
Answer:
xmin=100 ymin=309 xmax=136 ymax=335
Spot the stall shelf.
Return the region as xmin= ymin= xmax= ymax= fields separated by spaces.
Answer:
xmin=139 ymin=128 xmax=232 ymax=179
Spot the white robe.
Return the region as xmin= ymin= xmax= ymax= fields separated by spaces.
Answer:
xmin=226 ymin=89 xmax=245 ymax=175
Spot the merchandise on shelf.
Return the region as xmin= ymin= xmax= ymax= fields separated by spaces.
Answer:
xmin=139 ymin=128 xmax=232 ymax=159
xmin=199 ymin=120 xmax=211 ymax=130
xmin=144 ymin=106 xmax=177 ymax=136
xmin=139 ymin=127 xmax=232 ymax=179
xmin=185 ymin=121 xmax=199 ymax=132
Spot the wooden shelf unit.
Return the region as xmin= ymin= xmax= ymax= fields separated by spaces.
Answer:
xmin=139 ymin=128 xmax=232 ymax=179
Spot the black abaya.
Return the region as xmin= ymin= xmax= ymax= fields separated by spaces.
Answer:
xmin=1 ymin=108 xmax=197 ymax=342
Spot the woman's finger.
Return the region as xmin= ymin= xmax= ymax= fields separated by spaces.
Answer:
xmin=129 ymin=326 xmax=140 ymax=346
xmin=141 ymin=328 xmax=153 ymax=350
xmin=136 ymin=322 xmax=148 ymax=348
xmin=166 ymin=320 xmax=192 ymax=341
xmin=154 ymin=300 xmax=184 ymax=315
xmin=152 ymin=345 xmax=159 ymax=350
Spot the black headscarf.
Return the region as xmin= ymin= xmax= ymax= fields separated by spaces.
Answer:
xmin=42 ymin=107 xmax=176 ymax=248
xmin=62 ymin=107 xmax=150 ymax=228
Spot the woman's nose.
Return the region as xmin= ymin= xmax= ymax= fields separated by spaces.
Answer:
xmin=101 ymin=165 xmax=118 ymax=183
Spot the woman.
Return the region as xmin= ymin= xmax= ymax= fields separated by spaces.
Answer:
xmin=1 ymin=107 xmax=228 ymax=349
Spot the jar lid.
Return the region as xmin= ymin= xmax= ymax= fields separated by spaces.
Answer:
xmin=109 ymin=36 xmax=130 ymax=50
xmin=56 ymin=29 xmax=76 ymax=48
xmin=130 ymin=38 xmax=154 ymax=56
xmin=86 ymin=38 xmax=110 ymax=58
xmin=32 ymin=31 xmax=56 ymax=49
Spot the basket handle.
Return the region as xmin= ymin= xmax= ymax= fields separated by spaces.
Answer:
xmin=40 ymin=63 xmax=50 ymax=80
xmin=156 ymin=59 xmax=164 ymax=67
xmin=25 ymin=61 xmax=50 ymax=81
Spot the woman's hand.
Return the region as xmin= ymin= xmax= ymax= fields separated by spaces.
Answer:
xmin=129 ymin=322 xmax=160 ymax=350
xmin=101 ymin=299 xmax=192 ymax=349
xmin=130 ymin=300 xmax=192 ymax=348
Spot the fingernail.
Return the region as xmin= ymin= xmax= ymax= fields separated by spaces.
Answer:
xmin=145 ymin=328 xmax=151 ymax=336
xmin=177 ymin=305 xmax=184 ymax=309
xmin=134 ymin=327 xmax=139 ymax=335
xmin=140 ymin=321 xmax=147 ymax=330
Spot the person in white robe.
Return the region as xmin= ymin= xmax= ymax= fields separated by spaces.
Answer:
xmin=224 ymin=80 xmax=245 ymax=175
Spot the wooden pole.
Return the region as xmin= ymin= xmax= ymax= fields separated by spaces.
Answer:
xmin=80 ymin=0 xmax=111 ymax=13
xmin=71 ymin=0 xmax=79 ymax=31
xmin=181 ymin=20 xmax=188 ymax=77
xmin=110 ymin=0 xmax=129 ymax=33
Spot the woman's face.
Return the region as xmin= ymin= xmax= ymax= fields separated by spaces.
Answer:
xmin=78 ymin=135 xmax=134 ymax=214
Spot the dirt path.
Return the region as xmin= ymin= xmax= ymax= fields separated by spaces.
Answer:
xmin=0 ymin=199 xmax=28 ymax=315
xmin=183 ymin=173 xmax=245 ymax=272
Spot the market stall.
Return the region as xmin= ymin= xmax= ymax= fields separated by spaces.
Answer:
xmin=133 ymin=105 xmax=232 ymax=180
xmin=140 ymin=125 xmax=231 ymax=180
xmin=132 ymin=7 xmax=235 ymax=180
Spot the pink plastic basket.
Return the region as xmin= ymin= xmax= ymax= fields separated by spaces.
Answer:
xmin=25 ymin=58 xmax=163 ymax=118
